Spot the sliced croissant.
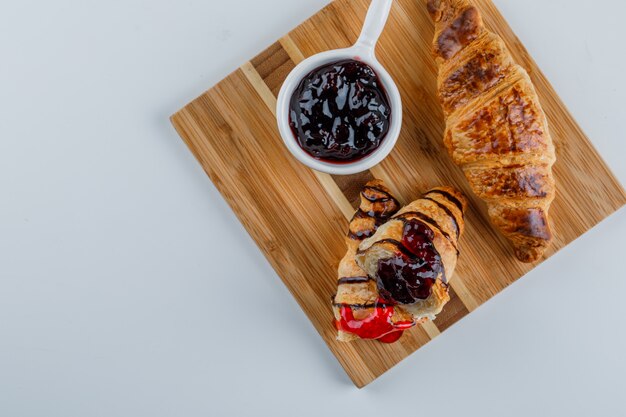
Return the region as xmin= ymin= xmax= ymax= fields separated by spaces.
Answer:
xmin=333 ymin=180 xmax=415 ymax=342
xmin=356 ymin=187 xmax=467 ymax=320
xmin=426 ymin=0 xmax=556 ymax=262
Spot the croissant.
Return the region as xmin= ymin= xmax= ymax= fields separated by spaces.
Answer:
xmin=333 ymin=180 xmax=417 ymax=343
xmin=356 ymin=187 xmax=467 ymax=321
xmin=426 ymin=0 xmax=557 ymax=262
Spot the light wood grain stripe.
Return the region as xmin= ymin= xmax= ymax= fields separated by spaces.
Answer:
xmin=241 ymin=62 xmax=278 ymax=117
xmin=420 ymin=320 xmax=441 ymax=338
xmin=449 ymin=274 xmax=480 ymax=311
xmin=279 ymin=35 xmax=306 ymax=64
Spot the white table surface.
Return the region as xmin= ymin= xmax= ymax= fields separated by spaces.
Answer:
xmin=1 ymin=0 xmax=625 ymax=415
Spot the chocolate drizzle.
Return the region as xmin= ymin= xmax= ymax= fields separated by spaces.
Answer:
xmin=347 ymin=209 xmax=380 ymax=240
xmin=347 ymin=185 xmax=400 ymax=241
xmin=347 ymin=230 xmax=373 ymax=241
xmin=337 ymin=276 xmax=373 ymax=285
xmin=353 ymin=209 xmax=371 ymax=219
xmin=426 ymin=189 xmax=465 ymax=215
xmin=423 ymin=196 xmax=460 ymax=238
xmin=362 ymin=185 xmax=401 ymax=207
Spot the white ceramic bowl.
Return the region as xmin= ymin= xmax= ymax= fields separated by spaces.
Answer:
xmin=276 ymin=0 xmax=402 ymax=176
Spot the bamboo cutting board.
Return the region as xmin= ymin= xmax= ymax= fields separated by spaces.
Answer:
xmin=170 ymin=0 xmax=626 ymax=387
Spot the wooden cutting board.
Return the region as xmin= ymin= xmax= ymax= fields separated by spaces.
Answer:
xmin=170 ymin=0 xmax=626 ymax=387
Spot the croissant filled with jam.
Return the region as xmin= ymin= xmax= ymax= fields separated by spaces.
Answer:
xmin=333 ymin=180 xmax=467 ymax=343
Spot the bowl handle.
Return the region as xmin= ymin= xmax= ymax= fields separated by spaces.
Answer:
xmin=354 ymin=0 xmax=394 ymax=56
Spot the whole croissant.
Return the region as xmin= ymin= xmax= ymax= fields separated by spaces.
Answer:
xmin=426 ymin=0 xmax=556 ymax=262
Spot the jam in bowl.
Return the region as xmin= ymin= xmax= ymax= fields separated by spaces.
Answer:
xmin=288 ymin=59 xmax=392 ymax=163
xmin=275 ymin=0 xmax=402 ymax=175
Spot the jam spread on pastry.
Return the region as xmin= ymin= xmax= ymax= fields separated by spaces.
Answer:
xmin=376 ymin=220 xmax=445 ymax=304
xmin=289 ymin=59 xmax=391 ymax=163
xmin=427 ymin=0 xmax=556 ymax=263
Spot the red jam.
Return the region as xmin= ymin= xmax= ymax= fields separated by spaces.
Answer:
xmin=376 ymin=220 xmax=445 ymax=304
xmin=335 ymin=298 xmax=414 ymax=343
xmin=289 ymin=59 xmax=391 ymax=163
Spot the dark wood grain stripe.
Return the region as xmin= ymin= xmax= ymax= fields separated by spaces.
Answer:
xmin=250 ymin=42 xmax=296 ymax=96
xmin=432 ymin=286 xmax=470 ymax=331
xmin=332 ymin=171 xmax=377 ymax=209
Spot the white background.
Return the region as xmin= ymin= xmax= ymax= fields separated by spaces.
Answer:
xmin=1 ymin=0 xmax=625 ymax=415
